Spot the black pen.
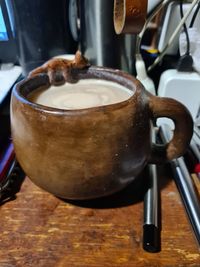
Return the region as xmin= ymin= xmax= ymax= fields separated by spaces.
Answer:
xmin=160 ymin=124 xmax=200 ymax=247
xmin=143 ymin=126 xmax=160 ymax=252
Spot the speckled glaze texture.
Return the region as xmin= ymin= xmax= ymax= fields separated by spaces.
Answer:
xmin=10 ymin=54 xmax=193 ymax=199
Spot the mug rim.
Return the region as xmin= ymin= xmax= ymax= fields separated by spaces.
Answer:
xmin=12 ymin=66 xmax=143 ymax=114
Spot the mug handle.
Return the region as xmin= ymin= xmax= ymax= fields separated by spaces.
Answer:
xmin=148 ymin=95 xmax=193 ymax=163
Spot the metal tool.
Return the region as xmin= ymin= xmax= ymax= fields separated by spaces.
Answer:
xmin=143 ymin=126 xmax=160 ymax=252
xmin=160 ymin=124 xmax=200 ymax=247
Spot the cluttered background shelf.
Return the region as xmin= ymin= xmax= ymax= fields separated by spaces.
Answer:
xmin=0 ymin=169 xmax=199 ymax=267
xmin=1 ymin=0 xmax=200 ymax=266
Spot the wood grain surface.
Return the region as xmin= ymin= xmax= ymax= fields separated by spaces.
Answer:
xmin=0 ymin=167 xmax=200 ymax=267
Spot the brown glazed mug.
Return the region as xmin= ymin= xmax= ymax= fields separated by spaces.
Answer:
xmin=11 ymin=52 xmax=193 ymax=199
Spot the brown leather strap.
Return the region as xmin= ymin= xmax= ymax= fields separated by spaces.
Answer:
xmin=114 ymin=0 xmax=148 ymax=34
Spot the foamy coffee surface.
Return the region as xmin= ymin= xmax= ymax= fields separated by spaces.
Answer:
xmin=28 ymin=79 xmax=133 ymax=110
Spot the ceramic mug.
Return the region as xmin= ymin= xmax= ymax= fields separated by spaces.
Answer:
xmin=11 ymin=53 xmax=193 ymax=199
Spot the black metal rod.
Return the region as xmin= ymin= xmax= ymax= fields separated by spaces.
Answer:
xmin=143 ymin=126 xmax=160 ymax=252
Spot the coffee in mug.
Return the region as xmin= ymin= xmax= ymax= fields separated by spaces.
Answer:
xmin=27 ymin=79 xmax=134 ymax=110
xmin=11 ymin=52 xmax=193 ymax=199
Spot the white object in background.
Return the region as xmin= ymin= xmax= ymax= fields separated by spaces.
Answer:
xmin=135 ymin=55 xmax=156 ymax=95
xmin=158 ymin=2 xmax=200 ymax=56
xmin=179 ymin=27 xmax=200 ymax=73
xmin=157 ymin=69 xmax=200 ymax=128
xmin=148 ymin=0 xmax=162 ymax=13
xmin=54 ymin=54 xmax=75 ymax=60
xmin=0 ymin=65 xmax=22 ymax=104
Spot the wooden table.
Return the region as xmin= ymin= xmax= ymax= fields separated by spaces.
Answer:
xmin=0 ymin=166 xmax=200 ymax=267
